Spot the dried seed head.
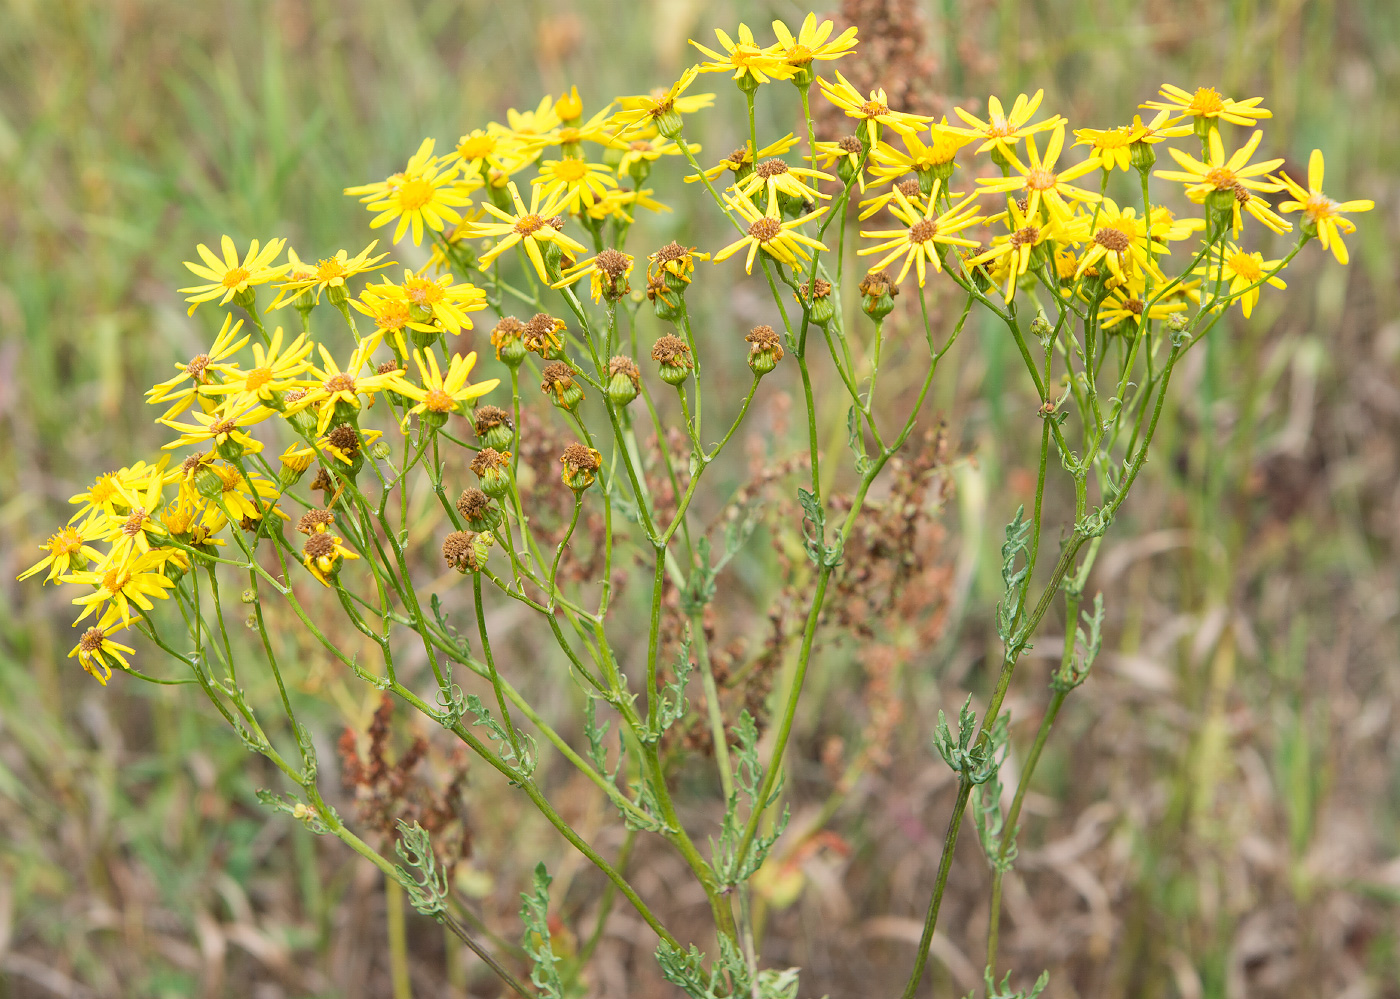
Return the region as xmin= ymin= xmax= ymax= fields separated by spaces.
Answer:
xmin=303 ymin=532 xmax=337 ymax=560
xmin=896 ymin=178 xmax=922 ymax=199
xmin=1125 ymin=298 xmax=1146 ymax=316
xmin=607 ymin=354 xmax=641 ymax=405
xmin=471 ymin=447 xmax=510 ymax=475
xmin=1094 ymin=227 xmax=1132 ymax=252
xmin=651 ymin=335 xmax=691 ymax=366
xmin=442 ymin=530 xmax=490 ymax=573
xmin=541 ymin=362 xmax=576 ymax=391
xmin=754 ymin=158 xmax=791 ymax=179
xmin=653 ymin=241 xmax=689 ymax=264
xmin=283 ymin=388 xmax=308 ymax=405
xmin=559 ymin=442 xmax=604 ymax=491
xmin=473 ymin=405 xmax=513 ymax=437
xmin=324 ymin=373 xmax=356 ymax=394
xmin=490 ymin=315 xmax=527 ymax=366
xmin=1010 ymin=225 xmax=1041 ymax=247
xmin=298 ymin=509 xmax=335 ymax=535
xmin=456 ymin=487 xmax=491 ymax=521
xmin=376 ymin=361 xmax=401 ymax=375
xmin=595 ymin=248 xmax=631 ymax=278
xmin=747 ymin=216 xmax=782 ymax=242
xmin=608 ymin=355 xmax=640 ymax=384
xmin=327 ymin=423 xmax=360 ymax=454
xmin=523 ymin=312 xmax=566 ymax=355
xmin=310 ymin=467 xmax=333 ymax=492
xmin=838 ymin=135 xmax=863 ymax=155
xmin=185 ymin=354 xmax=212 ymax=379
xmin=492 ymin=315 xmax=524 ymax=339
xmin=908 ymin=218 xmax=938 ymax=243
xmin=746 ymin=325 xmax=782 ymax=352
xmin=78 ymin=626 xmax=107 ymax=654
xmin=859 ymin=270 xmax=899 ymax=299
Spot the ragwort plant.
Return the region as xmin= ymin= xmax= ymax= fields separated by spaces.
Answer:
xmin=22 ymin=12 xmax=1371 ymax=997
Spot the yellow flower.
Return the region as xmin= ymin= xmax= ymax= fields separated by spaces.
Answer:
xmin=1194 ymin=242 xmax=1287 ymax=317
xmin=553 ymin=249 xmax=636 ymax=303
xmin=160 ymin=493 xmax=227 ymax=545
xmin=203 ymin=326 xmax=315 ymax=409
xmin=466 ymin=181 xmax=587 ymax=284
xmin=809 ymin=136 xmax=868 ymax=191
xmin=285 ymin=339 xmax=398 ymax=436
xmin=536 ymin=107 xmax=619 ymax=152
xmin=316 ymin=426 xmax=384 ymax=467
xmin=362 ymin=270 xmax=487 ymax=336
xmin=270 ymin=241 xmax=392 ymax=308
xmin=687 ymin=134 xmax=800 ymax=184
xmin=818 ymin=70 xmax=932 ymax=139
xmin=70 ymin=611 xmax=137 ymax=685
xmin=976 ymin=125 xmax=1101 ymax=224
xmin=146 ymin=314 xmax=250 ymax=420
xmin=1073 ymin=111 xmax=1189 ymax=173
xmin=610 ymin=67 xmax=715 ymax=136
xmin=712 ymin=193 xmax=827 ymax=274
xmin=613 ymin=133 xmax=692 ymax=179
xmin=68 ymin=461 xmax=161 ymax=526
xmin=396 ymin=349 xmax=499 ymax=419
xmin=161 ymin=397 xmax=272 ymax=456
xmin=531 ymin=156 xmax=618 ymax=212
xmin=351 ymin=293 xmax=415 ymax=339
xmin=735 ymin=157 xmax=835 ymax=205
xmin=99 ymin=466 xmax=168 ymax=565
xmin=454 ymin=129 xmax=520 ymax=176
xmin=1141 ymin=85 xmax=1271 ymax=127
xmin=17 ymin=522 xmax=105 ymax=584
xmin=769 ymin=14 xmax=859 ymax=69
xmin=1061 ymin=199 xmax=1170 ymax=283
xmin=868 ymin=119 xmax=970 ymax=184
xmin=554 ymin=86 xmax=584 ymax=122
xmin=490 ymin=95 xmax=563 ymax=147
xmin=858 ymin=184 xmax=984 ymax=287
xmin=1157 ymin=129 xmax=1284 ymax=199
xmin=207 ymin=464 xmax=285 ymax=525
xmin=302 ymin=531 xmax=360 ymax=587
xmin=66 ymin=550 xmax=176 ymax=625
xmin=948 ymin=90 xmax=1062 ymax=154
xmin=1099 ymin=283 xmax=1191 ymax=332
xmin=691 ymin=25 xmax=799 ymax=86
xmin=359 ymin=138 xmax=472 ymax=246
xmin=1274 ymin=149 xmax=1374 ymax=265
xmin=966 ymin=199 xmax=1052 ymax=302
xmin=179 ymin=236 xmax=288 ymax=315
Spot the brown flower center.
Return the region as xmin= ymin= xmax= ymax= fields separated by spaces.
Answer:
xmin=79 ymin=627 xmax=107 ymax=654
xmin=755 ymin=158 xmax=790 ymax=179
xmin=1010 ymin=225 xmax=1041 ymax=247
xmin=908 ymin=219 xmax=938 ymax=243
xmin=122 ymin=509 xmax=147 ymax=536
xmin=1094 ymin=227 xmax=1132 ymax=252
xmin=747 ymin=217 xmax=782 ymax=242
xmin=514 ymin=214 xmax=545 ymax=236
xmin=324 ymin=373 xmax=356 ymax=394
xmin=186 ymin=354 xmax=211 ymax=379
xmin=1024 ymin=168 xmax=1057 ymax=192
xmin=595 ymin=249 xmax=631 ymax=278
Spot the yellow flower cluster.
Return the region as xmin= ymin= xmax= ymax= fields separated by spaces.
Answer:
xmin=22 ymin=12 xmax=1371 ymax=693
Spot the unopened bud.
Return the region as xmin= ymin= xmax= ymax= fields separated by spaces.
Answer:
xmin=607 ymin=355 xmax=641 ymax=406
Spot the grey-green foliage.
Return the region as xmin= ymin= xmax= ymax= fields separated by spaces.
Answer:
xmin=254 ymin=788 xmax=332 ymax=835
xmin=934 ymin=695 xmax=1008 ymax=786
xmin=394 ymin=820 xmax=449 ymax=917
xmin=996 ymin=505 xmax=1032 ymax=648
xmin=972 ymin=969 xmax=1050 ymax=999
xmin=711 ymin=710 xmax=789 ymax=887
xmin=1053 ymin=592 xmax=1104 ymax=692
xmin=973 ymin=771 xmax=1017 ymax=874
xmin=799 ymin=487 xmax=844 ymax=568
xmin=653 ymin=636 xmax=694 ymax=737
xmin=520 ymin=863 xmax=565 ymax=999
xmin=466 ymin=693 xmax=536 ymax=780
xmin=656 ymin=935 xmax=801 ymax=999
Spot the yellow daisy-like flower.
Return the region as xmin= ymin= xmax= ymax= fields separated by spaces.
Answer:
xmin=66 ymin=550 xmax=176 ymax=625
xmin=179 ymin=236 xmax=288 ymax=315
xmin=1073 ymin=111 xmax=1193 ymax=173
xmin=736 ymin=157 xmax=835 ymax=205
xmin=858 ymin=185 xmax=984 ymax=287
xmin=610 ymin=67 xmax=715 ymax=137
xmin=687 ymin=134 xmax=801 ymax=184
xmin=614 ymin=133 xmax=692 ymax=179
xmin=1155 ymin=130 xmax=1286 ymax=219
xmin=691 ymin=25 xmax=799 ymax=86
xmin=270 ymin=241 xmax=392 ymax=308
xmin=361 ymin=139 xmax=471 ymax=246
xmin=161 ymin=397 xmax=272 ymax=456
xmin=537 ymin=106 xmax=620 ymax=152
xmin=99 ymin=468 xmax=168 ymax=565
xmin=1099 ymin=283 xmax=1192 ymax=332
xmin=553 ymin=249 xmax=636 ymax=303
xmin=769 ymin=14 xmax=859 ymax=69
xmin=712 ymin=193 xmax=828 ymax=274
xmin=204 ymin=326 xmax=315 ymax=409
xmin=976 ymin=125 xmax=1101 ymax=224
xmin=70 ymin=611 xmax=137 ymax=685
xmin=948 ymin=90 xmax=1062 ymax=154
xmin=1061 ymin=199 xmax=1170 ymax=283
xmin=351 ymin=293 xmax=415 ymax=339
xmin=1274 ymin=149 xmax=1374 ymax=265
xmin=455 ymin=129 xmax=522 ymax=176
xmin=285 ymin=339 xmax=398 ymax=436
xmin=396 ymin=349 xmax=499 ymax=419
xmin=1193 ymin=242 xmax=1287 ymax=317
xmin=302 ymin=531 xmax=360 ymax=587
xmin=466 ymin=181 xmax=587 ymax=284
xmin=1141 ymin=85 xmax=1271 ymax=127
xmin=531 ymin=156 xmax=618 ymax=212
xmin=809 ymin=136 xmax=868 ymax=191
xmin=363 ymin=270 xmax=488 ymax=337
xmin=316 ymin=426 xmax=384 ymax=467
xmin=17 ymin=522 xmax=105 ymax=584
xmin=818 ymin=70 xmax=932 ymax=139
xmin=868 ymin=119 xmax=971 ymax=184
xmin=68 ymin=461 xmax=160 ymax=526
xmin=146 ymin=314 xmax=250 ymax=420
xmin=207 ymin=464 xmax=285 ymax=525
xmin=160 ymin=493 xmax=227 ymax=545
xmin=580 ymin=186 xmax=672 ymax=225
xmin=490 ymin=95 xmax=563 ymax=147
xmin=966 ymin=199 xmax=1053 ymax=302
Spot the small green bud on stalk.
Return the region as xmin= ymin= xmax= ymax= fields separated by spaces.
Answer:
xmin=559 ymin=442 xmax=603 ymax=492
xmin=651 ymin=334 xmax=693 ymax=386
xmin=457 ymin=487 xmax=503 ymax=532
xmin=471 ymin=447 xmax=513 ymax=500
xmin=541 ymin=362 xmax=584 ymax=410
xmin=326 ymin=282 xmax=349 ymax=308
xmin=745 ymin=325 xmax=784 ymax=376
xmin=607 ymin=355 xmax=641 ymax=406
xmin=798 ymin=277 xmax=835 ymax=327
xmin=472 ymin=405 xmax=515 ymax=451
xmin=1130 ymin=140 xmax=1157 ymax=174
xmin=859 ymin=270 xmax=899 ymax=321
xmin=490 ymin=316 xmax=528 ymax=369
xmin=442 ymin=529 xmax=493 ymax=574
xmin=655 ymin=108 xmax=684 ymax=140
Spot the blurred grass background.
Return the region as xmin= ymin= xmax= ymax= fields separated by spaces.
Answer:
xmin=1 ymin=0 xmax=1398 ymax=996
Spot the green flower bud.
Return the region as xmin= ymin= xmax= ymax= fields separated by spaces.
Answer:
xmin=471 ymin=447 xmax=513 ymax=500
xmin=540 ymin=362 xmax=584 ymax=410
xmin=490 ymin=316 xmax=528 ymax=369
xmin=745 ymin=325 xmax=784 ymax=376
xmin=442 ymin=529 xmax=493 ymax=574
xmin=858 ymin=270 xmax=899 ymax=321
xmin=559 ymin=442 xmax=603 ymax=492
xmin=607 ymin=355 xmax=641 ymax=406
xmin=326 ymin=282 xmax=349 ymax=307
xmin=456 ymin=488 xmax=503 ymax=532
xmin=651 ymin=335 xmax=693 ymax=386
xmin=472 ymin=405 xmax=515 ymax=451
xmin=655 ymin=108 xmax=684 ymax=139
